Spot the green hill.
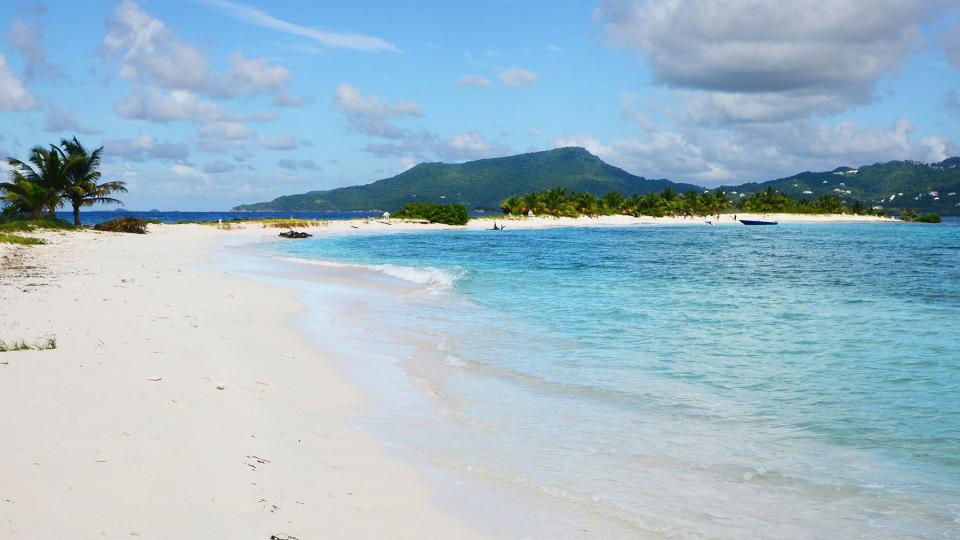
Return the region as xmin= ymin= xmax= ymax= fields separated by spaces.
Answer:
xmin=725 ymin=158 xmax=960 ymax=215
xmin=233 ymin=147 xmax=701 ymax=212
xmin=235 ymin=148 xmax=960 ymax=215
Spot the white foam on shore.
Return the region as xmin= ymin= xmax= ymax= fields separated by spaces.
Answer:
xmin=277 ymin=256 xmax=461 ymax=292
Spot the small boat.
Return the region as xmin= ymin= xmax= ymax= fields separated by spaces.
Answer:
xmin=739 ymin=219 xmax=778 ymax=226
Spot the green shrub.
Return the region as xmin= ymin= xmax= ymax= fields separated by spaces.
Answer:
xmin=93 ymin=217 xmax=149 ymax=234
xmin=393 ymin=203 xmax=469 ymax=225
xmin=914 ymin=213 xmax=941 ymax=223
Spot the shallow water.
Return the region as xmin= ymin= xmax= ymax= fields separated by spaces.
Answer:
xmin=271 ymin=222 xmax=960 ymax=538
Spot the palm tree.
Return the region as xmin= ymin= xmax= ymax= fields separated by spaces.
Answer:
xmin=60 ymin=137 xmax=127 ymax=226
xmin=0 ymin=175 xmax=50 ymax=220
xmin=5 ymin=145 xmax=75 ymax=220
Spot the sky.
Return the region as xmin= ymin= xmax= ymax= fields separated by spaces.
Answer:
xmin=1 ymin=0 xmax=959 ymax=210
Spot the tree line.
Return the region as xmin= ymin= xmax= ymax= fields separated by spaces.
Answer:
xmin=500 ymin=187 xmax=887 ymax=218
xmin=1 ymin=137 xmax=126 ymax=226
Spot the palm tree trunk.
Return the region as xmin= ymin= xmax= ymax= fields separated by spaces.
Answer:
xmin=73 ymin=204 xmax=81 ymax=226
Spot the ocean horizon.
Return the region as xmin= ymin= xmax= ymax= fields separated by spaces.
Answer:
xmin=220 ymin=220 xmax=960 ymax=538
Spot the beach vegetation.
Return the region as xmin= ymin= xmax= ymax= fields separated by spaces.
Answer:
xmin=0 ymin=337 xmax=56 ymax=352
xmin=914 ymin=213 xmax=942 ymax=223
xmin=0 ymin=218 xmax=75 ymax=231
xmin=0 ymin=232 xmax=45 ymax=245
xmin=60 ymin=137 xmax=128 ymax=226
xmin=500 ymin=187 xmax=733 ymax=217
xmin=93 ymin=217 xmax=149 ymax=234
xmin=900 ymin=209 xmax=919 ymax=221
xmin=393 ymin=202 xmax=470 ymax=225
xmin=1 ymin=137 xmax=126 ymax=226
xmin=501 ymin=186 xmax=904 ymax=218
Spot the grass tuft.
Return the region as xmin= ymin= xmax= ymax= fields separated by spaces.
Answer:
xmin=0 ymin=232 xmax=44 ymax=245
xmin=0 ymin=336 xmax=57 ymax=352
xmin=0 ymin=219 xmax=76 ymax=232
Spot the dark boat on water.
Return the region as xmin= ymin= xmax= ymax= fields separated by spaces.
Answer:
xmin=739 ymin=219 xmax=778 ymax=226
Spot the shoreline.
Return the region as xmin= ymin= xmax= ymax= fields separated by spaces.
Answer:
xmin=0 ymin=214 xmax=915 ymax=538
xmin=0 ymin=225 xmax=486 ymax=539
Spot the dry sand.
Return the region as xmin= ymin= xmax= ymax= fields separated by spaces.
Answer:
xmin=0 ymin=224 xmax=485 ymax=540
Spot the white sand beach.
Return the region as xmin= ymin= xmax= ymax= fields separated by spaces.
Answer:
xmin=0 ymin=213 xmax=899 ymax=539
xmin=0 ymin=224 xmax=486 ymax=540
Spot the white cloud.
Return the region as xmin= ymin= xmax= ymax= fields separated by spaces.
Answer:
xmin=364 ymin=130 xmax=511 ymax=162
xmin=333 ymin=84 xmax=423 ymax=139
xmin=333 ymin=84 xmax=422 ymax=118
xmin=456 ymin=74 xmax=492 ymax=87
xmin=117 ymin=88 xmax=224 ymax=122
xmin=0 ymin=53 xmax=37 ymax=110
xmin=277 ymin=158 xmax=319 ymax=171
xmin=105 ymin=0 xmax=211 ymax=91
xmin=257 ymin=133 xmax=298 ymax=150
xmin=195 ymin=0 xmax=398 ymax=53
xmin=946 ymin=20 xmax=960 ymax=67
xmin=202 ymin=160 xmax=236 ymax=174
xmin=103 ymin=134 xmax=190 ymax=162
xmin=171 ymin=163 xmax=205 ymax=177
xmin=105 ymin=1 xmax=302 ymax=118
xmin=43 ymin=106 xmax=100 ymax=134
xmin=199 ymin=121 xmax=251 ymax=140
xmin=554 ymin=116 xmax=950 ymax=186
xmin=6 ymin=16 xmax=66 ymax=81
xmin=498 ymin=66 xmax=538 ymax=86
xmin=597 ymin=0 xmax=939 ymax=122
xmin=921 ymin=136 xmax=958 ymax=162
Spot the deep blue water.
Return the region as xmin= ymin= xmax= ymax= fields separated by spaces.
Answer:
xmin=274 ymin=221 xmax=960 ymax=538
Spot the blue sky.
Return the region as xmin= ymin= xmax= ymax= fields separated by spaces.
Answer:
xmin=1 ymin=0 xmax=959 ymax=210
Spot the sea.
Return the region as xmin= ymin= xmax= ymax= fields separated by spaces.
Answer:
xmin=236 ymin=220 xmax=959 ymax=538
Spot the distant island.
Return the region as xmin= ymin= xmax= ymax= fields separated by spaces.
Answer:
xmin=234 ymin=147 xmax=960 ymax=215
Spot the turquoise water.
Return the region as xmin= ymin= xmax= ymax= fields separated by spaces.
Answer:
xmin=274 ymin=222 xmax=960 ymax=538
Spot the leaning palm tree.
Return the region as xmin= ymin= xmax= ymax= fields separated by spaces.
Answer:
xmin=5 ymin=145 xmax=75 ymax=220
xmin=60 ymin=137 xmax=127 ymax=226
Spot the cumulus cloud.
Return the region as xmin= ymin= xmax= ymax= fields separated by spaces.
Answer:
xmin=945 ymin=90 xmax=960 ymax=118
xmin=364 ymin=130 xmax=511 ymax=162
xmin=597 ymin=0 xmax=939 ymax=122
xmin=117 ymin=88 xmax=224 ymax=122
xmin=257 ymin=133 xmax=298 ymax=150
xmin=0 ymin=53 xmax=37 ymax=110
xmin=6 ymin=15 xmax=67 ymax=81
xmin=498 ymin=66 xmax=538 ymax=86
xmin=202 ymin=160 xmax=236 ymax=174
xmin=105 ymin=1 xmax=211 ymax=91
xmin=333 ymin=84 xmax=423 ymax=138
xmin=456 ymin=74 xmax=492 ymax=87
xmin=199 ymin=121 xmax=251 ymax=140
xmin=946 ymin=21 xmax=960 ymax=67
xmin=104 ymin=1 xmax=303 ymax=117
xmin=43 ymin=106 xmax=100 ymax=134
xmin=277 ymin=158 xmax=319 ymax=171
xmin=333 ymin=84 xmax=422 ymax=118
xmin=195 ymin=0 xmax=398 ymax=53
xmin=554 ymin=115 xmax=950 ymax=186
xmin=103 ymin=134 xmax=190 ymax=162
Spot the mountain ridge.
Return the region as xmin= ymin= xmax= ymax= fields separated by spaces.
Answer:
xmin=234 ymin=148 xmax=960 ymax=215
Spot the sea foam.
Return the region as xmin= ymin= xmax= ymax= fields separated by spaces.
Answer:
xmin=278 ymin=256 xmax=461 ymax=292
